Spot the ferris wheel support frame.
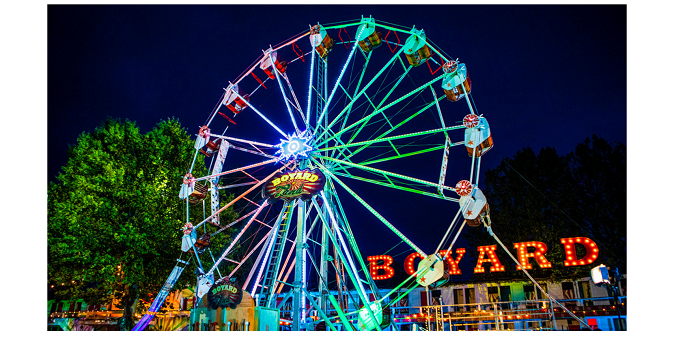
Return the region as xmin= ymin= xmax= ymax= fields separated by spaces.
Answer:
xmin=135 ymin=17 xmax=506 ymax=332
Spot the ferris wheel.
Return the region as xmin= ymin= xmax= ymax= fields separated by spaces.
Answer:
xmin=134 ymin=16 xmax=494 ymax=331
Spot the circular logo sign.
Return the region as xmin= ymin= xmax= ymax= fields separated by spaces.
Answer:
xmin=206 ymin=276 xmax=242 ymax=309
xmin=262 ymin=168 xmax=326 ymax=203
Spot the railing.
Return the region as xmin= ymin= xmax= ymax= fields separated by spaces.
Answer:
xmin=385 ymin=296 xmax=626 ymax=331
xmin=291 ymin=295 xmax=626 ymax=330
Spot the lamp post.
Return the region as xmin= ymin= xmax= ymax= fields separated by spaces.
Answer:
xmin=590 ymin=264 xmax=624 ymax=331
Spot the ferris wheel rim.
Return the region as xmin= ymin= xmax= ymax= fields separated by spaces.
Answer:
xmin=177 ymin=17 xmax=491 ymax=331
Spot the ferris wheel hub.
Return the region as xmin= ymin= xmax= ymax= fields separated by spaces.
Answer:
xmin=275 ymin=130 xmax=314 ymax=162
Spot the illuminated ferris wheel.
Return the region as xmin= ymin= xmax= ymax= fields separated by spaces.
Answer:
xmin=135 ymin=16 xmax=494 ymax=331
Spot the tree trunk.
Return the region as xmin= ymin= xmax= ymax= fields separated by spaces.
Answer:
xmin=119 ymin=284 xmax=139 ymax=331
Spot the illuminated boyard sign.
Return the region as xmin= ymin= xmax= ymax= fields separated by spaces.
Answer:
xmin=367 ymin=237 xmax=600 ymax=280
xmin=262 ymin=169 xmax=326 ymax=203
xmin=207 ymin=276 xmax=242 ymax=309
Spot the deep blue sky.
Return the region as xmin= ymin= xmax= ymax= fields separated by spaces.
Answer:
xmin=47 ymin=5 xmax=626 ymax=277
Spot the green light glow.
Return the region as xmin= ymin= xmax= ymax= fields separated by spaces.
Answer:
xmin=315 ymin=155 xmax=457 ymax=193
xmin=317 ymin=73 xmax=446 ymax=148
xmin=315 ymin=162 xmax=427 ymax=257
xmin=316 ymin=124 xmax=463 ymax=153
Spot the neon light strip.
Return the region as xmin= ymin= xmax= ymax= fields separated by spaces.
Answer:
xmin=327 ymin=294 xmax=355 ymax=331
xmin=330 ymin=171 xmax=459 ymax=203
xmin=328 ymin=187 xmax=385 ymax=295
xmin=379 ymin=265 xmax=430 ymax=303
xmin=216 ymin=181 xmax=257 ymax=191
xmin=211 ymin=208 xmax=259 ymax=237
xmin=317 ymin=73 xmax=446 ymax=147
xmin=306 ymin=48 xmax=315 ymax=127
xmin=342 ymin=101 xmax=441 ymax=163
xmin=300 ymin=200 xmax=308 ymax=322
xmin=272 ymin=59 xmax=300 ymax=134
xmin=228 ymin=144 xmax=276 ymax=159
xmin=315 ymin=25 xmax=365 ymax=129
xmin=311 ymin=194 xmax=381 ymax=331
xmin=317 ymin=124 xmax=463 ymax=152
xmin=316 ymin=164 xmax=427 ymax=257
xmin=191 ymin=159 xmax=276 ymax=182
xmin=236 ymin=96 xmax=289 ymax=139
xmin=302 ymin=287 xmax=338 ymax=331
xmin=275 ymin=257 xmax=296 ymax=295
xmin=208 ymin=133 xmax=276 ymax=148
xmin=231 ymin=32 xmax=310 ymax=86
xmin=272 ymin=199 xmax=318 ymax=295
xmin=242 ymin=228 xmax=274 ymax=293
xmin=274 ymin=237 xmax=297 ymax=294
xmin=228 ymin=228 xmax=272 ymax=277
xmin=316 ymin=47 xmax=405 ymax=142
xmin=434 ymin=202 xmax=468 ymax=255
xmin=193 ymin=163 xmax=287 ymax=229
xmin=369 ymin=64 xmax=412 ymax=115
xmin=320 ymin=191 xmax=366 ymax=295
xmin=359 ymin=145 xmax=446 ymax=166
xmin=341 ymin=49 xmax=371 ymax=129
xmin=252 ymin=202 xmax=293 ymax=299
xmin=316 ymin=155 xmax=457 ymax=193
xmin=330 ymin=50 xmax=373 ymax=160
xmin=281 ymin=72 xmax=308 ymax=130
xmin=206 ymin=201 xmax=268 ymax=276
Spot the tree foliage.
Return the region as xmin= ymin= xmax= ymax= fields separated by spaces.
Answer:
xmin=463 ymin=135 xmax=626 ymax=282
xmin=48 ymin=118 xmax=237 ymax=329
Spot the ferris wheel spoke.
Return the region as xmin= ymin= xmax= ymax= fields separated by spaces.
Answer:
xmin=344 ymin=62 xmax=413 ymax=144
xmin=315 ymin=155 xmax=458 ymax=195
xmin=331 ymin=170 xmax=458 ymax=203
xmin=315 ymin=163 xmax=427 ymax=257
xmin=315 ymin=126 xmax=356 ymax=162
xmin=317 ymin=73 xmax=445 ymax=148
xmin=210 ymin=207 xmax=260 ymax=237
xmin=247 ymin=201 xmax=295 ymax=297
xmin=191 ymin=159 xmax=276 ymax=182
xmin=315 ymin=25 xmax=365 ymax=130
xmin=205 ymin=200 xmax=269 ymax=276
xmin=311 ymin=193 xmax=381 ymax=324
xmin=329 ymin=49 xmax=373 ymax=144
xmin=228 ymin=227 xmax=273 ymax=277
xmin=305 ymin=48 xmax=317 ymax=128
xmin=281 ymin=72 xmax=308 ymax=125
xmin=326 ymin=187 xmax=386 ymax=296
xmin=316 ymin=47 xmax=406 ymax=142
xmin=339 ymin=107 xmax=439 ymax=164
xmin=358 ymin=145 xmax=446 ymax=166
xmin=271 ymin=61 xmax=302 ymax=134
xmin=344 ymin=49 xmax=373 ymax=117
xmin=208 ymin=133 xmax=277 ymax=148
xmin=226 ymin=144 xmax=277 ymax=159
xmin=345 ymin=82 xmax=435 ymax=151
xmin=236 ymin=96 xmax=289 ymax=139
xmin=193 ymin=163 xmax=288 ymax=230
xmin=316 ymin=124 xmax=463 ymax=154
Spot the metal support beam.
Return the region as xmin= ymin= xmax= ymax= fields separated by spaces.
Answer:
xmin=292 ymin=200 xmax=307 ymax=331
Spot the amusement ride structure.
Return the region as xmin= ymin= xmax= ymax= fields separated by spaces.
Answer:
xmin=132 ymin=16 xmax=589 ymax=331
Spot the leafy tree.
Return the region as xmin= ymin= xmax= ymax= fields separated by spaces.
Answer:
xmin=48 ymin=118 xmax=238 ymax=330
xmin=463 ymin=136 xmax=626 ymax=283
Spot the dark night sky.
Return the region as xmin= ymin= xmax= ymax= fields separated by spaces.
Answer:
xmin=45 ymin=5 xmax=628 ymax=280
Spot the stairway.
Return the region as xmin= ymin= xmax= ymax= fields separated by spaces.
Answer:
xmin=257 ymin=202 xmax=294 ymax=308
